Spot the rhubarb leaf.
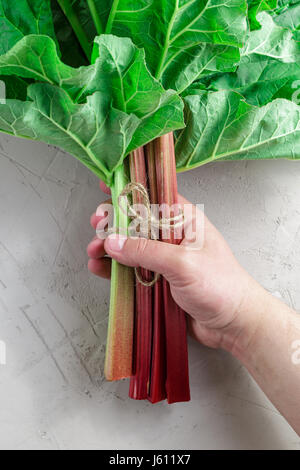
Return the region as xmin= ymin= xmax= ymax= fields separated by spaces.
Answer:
xmin=90 ymin=36 xmax=185 ymax=147
xmin=0 ymin=34 xmax=184 ymax=157
xmin=273 ymin=0 xmax=300 ymax=40
xmin=0 ymin=0 xmax=58 ymax=97
xmin=52 ymin=1 xmax=246 ymax=92
xmin=248 ymin=0 xmax=277 ymax=29
xmin=210 ymin=13 xmax=300 ymax=105
xmin=243 ymin=12 xmax=300 ymax=61
xmin=161 ymin=44 xmax=241 ymax=95
xmin=211 ymin=58 xmax=300 ymax=106
xmin=106 ymin=0 xmax=247 ymax=90
xmin=0 ymin=99 xmax=35 ymax=138
xmin=0 ymin=0 xmax=57 ymax=54
xmin=0 ymin=36 xmax=81 ymax=92
xmin=0 ymin=83 xmax=140 ymax=183
xmin=0 ymin=76 xmax=30 ymax=101
xmin=175 ymin=90 xmax=300 ymax=171
xmin=90 ymin=36 xmax=176 ymax=116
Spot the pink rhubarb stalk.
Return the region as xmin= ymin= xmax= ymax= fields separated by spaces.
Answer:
xmin=129 ymin=148 xmax=153 ymax=399
xmin=146 ymin=142 xmax=167 ymax=403
xmin=152 ymin=133 xmax=190 ymax=404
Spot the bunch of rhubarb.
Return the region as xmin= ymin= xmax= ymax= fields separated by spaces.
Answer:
xmin=0 ymin=0 xmax=299 ymax=403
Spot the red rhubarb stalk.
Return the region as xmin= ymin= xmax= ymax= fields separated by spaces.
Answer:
xmin=152 ymin=133 xmax=190 ymax=404
xmin=129 ymin=148 xmax=153 ymax=399
xmin=145 ymin=142 xmax=167 ymax=404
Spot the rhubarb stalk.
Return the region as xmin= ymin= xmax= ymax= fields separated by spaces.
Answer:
xmin=104 ymin=164 xmax=135 ymax=381
xmin=146 ymin=143 xmax=167 ymax=404
xmin=129 ymin=148 xmax=153 ymax=399
xmin=151 ymin=133 xmax=190 ymax=404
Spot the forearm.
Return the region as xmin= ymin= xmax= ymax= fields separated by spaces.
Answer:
xmin=225 ymin=281 xmax=300 ymax=435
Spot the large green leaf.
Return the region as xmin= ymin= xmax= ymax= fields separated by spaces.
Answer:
xmin=211 ymin=57 xmax=300 ymax=106
xmin=90 ymin=36 xmax=185 ymax=148
xmin=0 ymin=76 xmax=30 ymax=101
xmin=0 ymin=0 xmax=57 ymax=54
xmin=0 ymin=34 xmax=184 ymax=154
xmin=0 ymin=0 xmax=58 ymax=100
xmin=0 ymin=34 xmax=185 ymax=184
xmin=0 ymin=99 xmax=34 ymax=137
xmin=106 ymin=0 xmax=247 ymax=92
xmin=273 ymin=0 xmax=300 ymax=40
xmin=0 ymin=35 xmax=79 ymax=88
xmin=161 ymin=44 xmax=240 ymax=94
xmin=243 ymin=12 xmax=299 ymax=61
xmin=175 ymin=90 xmax=300 ymax=171
xmin=49 ymin=1 xmax=247 ymax=94
xmin=0 ymin=83 xmax=140 ymax=183
xmin=247 ymin=0 xmax=277 ymax=29
xmin=210 ymin=13 xmax=300 ymax=105
xmin=90 ymin=36 xmax=176 ymax=116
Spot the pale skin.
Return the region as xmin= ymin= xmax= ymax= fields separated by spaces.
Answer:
xmin=88 ymin=182 xmax=300 ymax=436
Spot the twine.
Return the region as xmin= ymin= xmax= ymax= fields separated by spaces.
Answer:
xmin=97 ymin=182 xmax=184 ymax=287
xmin=118 ymin=182 xmax=184 ymax=231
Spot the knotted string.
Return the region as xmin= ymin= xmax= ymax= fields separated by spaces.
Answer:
xmin=97 ymin=182 xmax=184 ymax=287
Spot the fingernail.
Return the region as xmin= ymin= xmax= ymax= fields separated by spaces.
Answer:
xmin=106 ymin=234 xmax=127 ymax=252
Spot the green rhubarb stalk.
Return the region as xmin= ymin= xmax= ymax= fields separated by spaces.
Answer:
xmin=87 ymin=0 xmax=104 ymax=35
xmin=57 ymin=0 xmax=92 ymax=59
xmin=104 ymin=164 xmax=135 ymax=381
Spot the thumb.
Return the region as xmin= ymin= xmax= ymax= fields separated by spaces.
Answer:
xmin=105 ymin=235 xmax=185 ymax=281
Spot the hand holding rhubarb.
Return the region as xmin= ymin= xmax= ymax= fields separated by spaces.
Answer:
xmin=89 ymin=195 xmax=258 ymax=351
xmin=89 ymin=197 xmax=300 ymax=436
xmin=1 ymin=0 xmax=300 ymax=405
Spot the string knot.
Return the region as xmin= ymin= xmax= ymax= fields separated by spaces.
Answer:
xmin=98 ymin=182 xmax=184 ymax=287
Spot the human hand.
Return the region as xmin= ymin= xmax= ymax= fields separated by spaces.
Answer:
xmin=87 ymin=183 xmax=267 ymax=353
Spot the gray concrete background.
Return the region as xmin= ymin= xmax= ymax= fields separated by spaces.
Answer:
xmin=0 ymin=133 xmax=299 ymax=450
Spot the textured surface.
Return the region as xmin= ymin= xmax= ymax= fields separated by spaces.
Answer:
xmin=0 ymin=134 xmax=299 ymax=450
